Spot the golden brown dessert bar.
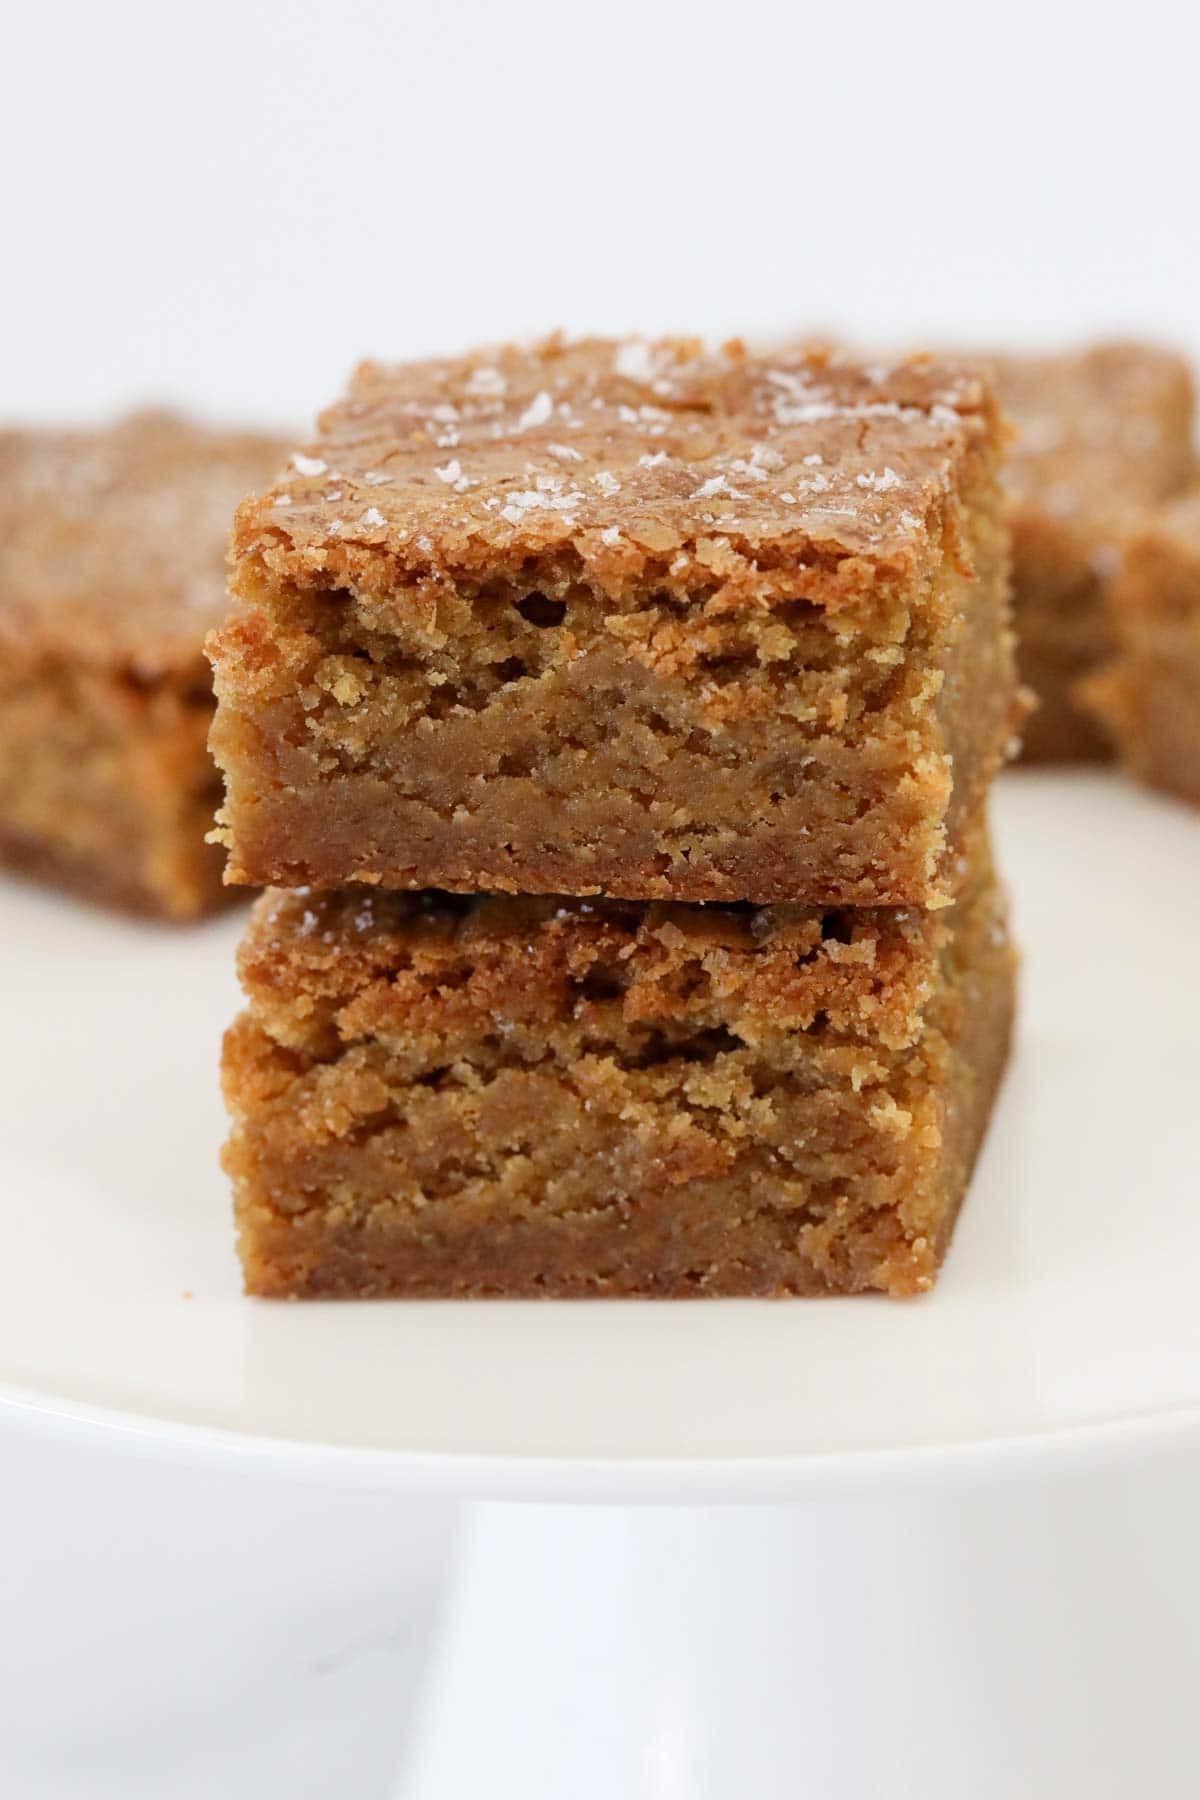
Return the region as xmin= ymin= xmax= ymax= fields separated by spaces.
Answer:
xmin=990 ymin=343 xmax=1195 ymax=762
xmin=1080 ymin=493 xmax=1200 ymax=805
xmin=210 ymin=338 xmax=1020 ymax=909
xmin=222 ymin=830 xmax=1013 ymax=1300
xmin=0 ymin=414 xmax=286 ymax=918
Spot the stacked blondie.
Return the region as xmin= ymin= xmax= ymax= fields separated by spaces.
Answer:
xmin=211 ymin=339 xmax=1022 ymax=1298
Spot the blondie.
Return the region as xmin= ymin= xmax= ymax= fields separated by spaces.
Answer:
xmin=222 ymin=833 xmax=1013 ymax=1299
xmin=1081 ymin=493 xmax=1200 ymax=805
xmin=990 ymin=343 xmax=1194 ymax=761
xmin=210 ymin=339 xmax=1019 ymax=908
xmin=0 ymin=413 xmax=285 ymax=917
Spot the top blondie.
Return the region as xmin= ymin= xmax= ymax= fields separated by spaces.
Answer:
xmin=210 ymin=337 xmax=1019 ymax=906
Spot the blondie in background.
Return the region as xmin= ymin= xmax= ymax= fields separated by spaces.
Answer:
xmin=3 ymin=0 xmax=1200 ymax=425
xmin=3 ymin=0 xmax=1199 ymax=1795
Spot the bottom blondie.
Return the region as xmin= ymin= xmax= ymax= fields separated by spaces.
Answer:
xmin=222 ymin=836 xmax=1013 ymax=1300
xmin=1081 ymin=494 xmax=1200 ymax=806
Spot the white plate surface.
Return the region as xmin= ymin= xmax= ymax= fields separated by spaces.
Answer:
xmin=0 ymin=771 xmax=1197 ymax=1499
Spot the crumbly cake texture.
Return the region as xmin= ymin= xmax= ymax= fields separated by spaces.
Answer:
xmin=0 ymin=414 xmax=286 ymax=918
xmin=210 ymin=338 xmax=1020 ymax=909
xmin=222 ymin=832 xmax=1014 ymax=1300
xmin=1081 ymin=493 xmax=1200 ymax=805
xmin=990 ymin=343 xmax=1195 ymax=762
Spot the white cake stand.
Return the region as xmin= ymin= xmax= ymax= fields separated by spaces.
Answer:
xmin=1 ymin=771 xmax=1198 ymax=1798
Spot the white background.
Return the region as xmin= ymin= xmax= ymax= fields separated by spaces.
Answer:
xmin=3 ymin=3 xmax=1199 ymax=1794
xmin=4 ymin=0 xmax=1200 ymax=432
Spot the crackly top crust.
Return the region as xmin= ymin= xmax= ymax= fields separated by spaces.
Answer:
xmin=0 ymin=413 xmax=288 ymax=676
xmin=238 ymin=883 xmax=949 ymax=1059
xmin=991 ymin=342 xmax=1195 ymax=529
xmin=230 ymin=338 xmax=1001 ymax=605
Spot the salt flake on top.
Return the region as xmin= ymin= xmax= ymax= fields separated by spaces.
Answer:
xmin=516 ymin=391 xmax=554 ymax=432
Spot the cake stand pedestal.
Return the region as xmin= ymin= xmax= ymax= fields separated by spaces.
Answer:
xmin=398 ymin=1458 xmax=1200 ymax=1800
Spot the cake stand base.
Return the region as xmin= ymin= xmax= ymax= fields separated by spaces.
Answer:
xmin=401 ymin=1463 xmax=1200 ymax=1799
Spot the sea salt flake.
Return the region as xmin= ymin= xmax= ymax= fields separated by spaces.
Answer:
xmin=516 ymin=390 xmax=553 ymax=432
xmin=600 ymin=526 xmax=621 ymax=545
xmin=593 ymin=471 xmax=621 ymax=495
xmin=614 ymin=340 xmax=657 ymax=382
xmin=466 ymin=366 xmax=506 ymax=398
xmin=638 ymin=451 xmax=669 ymax=468
xmin=291 ymin=453 xmax=327 ymax=477
xmin=548 ymin=442 xmax=583 ymax=462
xmin=498 ymin=484 xmax=585 ymax=525
xmin=856 ymin=466 xmax=903 ymax=493
xmin=774 ymin=399 xmax=840 ymax=426
xmin=360 ymin=506 xmax=386 ymax=528
xmin=725 ymin=457 xmax=769 ymax=483
xmin=435 ymin=460 xmax=463 ymax=484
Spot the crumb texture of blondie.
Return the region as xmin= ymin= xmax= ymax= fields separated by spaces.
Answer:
xmin=211 ymin=338 xmax=1019 ymax=907
xmin=1081 ymin=492 xmax=1200 ymax=806
xmin=990 ymin=343 xmax=1195 ymax=762
xmin=0 ymin=414 xmax=286 ymax=917
xmin=222 ymin=835 xmax=1014 ymax=1300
